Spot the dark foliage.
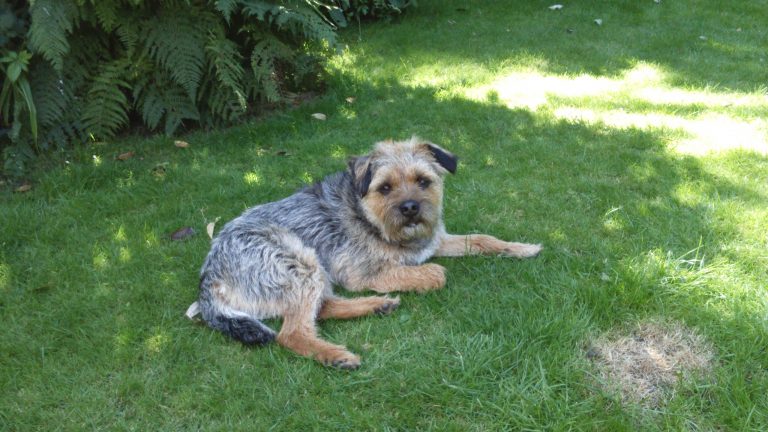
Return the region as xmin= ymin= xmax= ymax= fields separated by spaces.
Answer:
xmin=0 ymin=0 xmax=411 ymax=177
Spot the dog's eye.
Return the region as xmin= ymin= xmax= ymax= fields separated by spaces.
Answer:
xmin=377 ymin=183 xmax=392 ymax=195
xmin=417 ymin=177 xmax=431 ymax=189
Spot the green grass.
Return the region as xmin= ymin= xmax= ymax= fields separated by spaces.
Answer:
xmin=2 ymin=0 xmax=767 ymax=430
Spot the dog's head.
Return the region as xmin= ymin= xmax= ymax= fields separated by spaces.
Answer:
xmin=348 ymin=136 xmax=458 ymax=243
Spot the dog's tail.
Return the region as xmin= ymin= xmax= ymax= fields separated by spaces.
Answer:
xmin=205 ymin=313 xmax=276 ymax=346
xmin=198 ymin=274 xmax=276 ymax=346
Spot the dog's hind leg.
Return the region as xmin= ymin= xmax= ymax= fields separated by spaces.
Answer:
xmin=277 ymin=313 xmax=361 ymax=369
xmin=277 ymin=291 xmax=362 ymax=369
xmin=269 ymin=232 xmax=362 ymax=369
xmin=318 ymin=295 xmax=400 ymax=319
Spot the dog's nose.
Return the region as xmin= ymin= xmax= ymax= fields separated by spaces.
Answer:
xmin=399 ymin=200 xmax=420 ymax=217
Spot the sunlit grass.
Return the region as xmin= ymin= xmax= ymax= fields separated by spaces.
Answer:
xmin=242 ymin=171 xmax=261 ymax=186
xmin=459 ymin=62 xmax=768 ymax=155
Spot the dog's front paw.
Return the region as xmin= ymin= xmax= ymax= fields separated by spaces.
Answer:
xmin=417 ymin=263 xmax=447 ymax=292
xmin=500 ymin=242 xmax=543 ymax=258
xmin=318 ymin=349 xmax=361 ymax=370
xmin=374 ymin=296 xmax=401 ymax=315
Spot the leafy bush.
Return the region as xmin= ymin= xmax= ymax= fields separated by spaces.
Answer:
xmin=323 ymin=0 xmax=414 ymax=26
xmin=0 ymin=0 xmax=412 ymax=177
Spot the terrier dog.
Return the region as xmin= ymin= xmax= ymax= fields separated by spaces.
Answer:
xmin=198 ymin=137 xmax=541 ymax=368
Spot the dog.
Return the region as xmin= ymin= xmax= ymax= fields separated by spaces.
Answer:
xmin=198 ymin=137 xmax=542 ymax=368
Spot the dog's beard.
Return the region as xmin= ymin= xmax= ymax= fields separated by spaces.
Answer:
xmin=383 ymin=205 xmax=439 ymax=244
xmin=399 ymin=219 xmax=431 ymax=240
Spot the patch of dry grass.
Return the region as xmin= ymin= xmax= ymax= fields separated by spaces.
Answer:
xmin=588 ymin=320 xmax=714 ymax=408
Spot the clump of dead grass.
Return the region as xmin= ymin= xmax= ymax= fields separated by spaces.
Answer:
xmin=587 ymin=320 xmax=715 ymax=408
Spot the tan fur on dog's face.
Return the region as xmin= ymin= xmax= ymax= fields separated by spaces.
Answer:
xmin=352 ymin=137 xmax=455 ymax=243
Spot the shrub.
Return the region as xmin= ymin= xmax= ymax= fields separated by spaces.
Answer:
xmin=324 ymin=0 xmax=414 ymax=26
xmin=0 ymin=0 xmax=412 ymax=177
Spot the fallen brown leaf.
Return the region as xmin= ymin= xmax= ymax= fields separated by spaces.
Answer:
xmin=170 ymin=226 xmax=196 ymax=241
xmin=116 ymin=151 xmax=135 ymax=161
xmin=15 ymin=183 xmax=32 ymax=193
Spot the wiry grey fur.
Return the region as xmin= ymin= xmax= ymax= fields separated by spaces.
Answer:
xmin=198 ymin=160 xmax=445 ymax=345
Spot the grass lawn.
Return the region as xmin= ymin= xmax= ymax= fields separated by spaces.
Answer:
xmin=2 ymin=0 xmax=767 ymax=429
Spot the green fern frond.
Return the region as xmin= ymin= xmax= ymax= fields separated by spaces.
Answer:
xmin=271 ymin=4 xmax=337 ymax=45
xmin=134 ymin=71 xmax=200 ymax=135
xmin=82 ymin=61 xmax=131 ymax=139
xmin=29 ymin=61 xmax=70 ymax=129
xmin=239 ymin=0 xmax=279 ymax=21
xmin=90 ymin=1 xmax=119 ymax=31
xmin=43 ymin=120 xmax=84 ymax=151
xmin=29 ymin=0 xmax=78 ymax=71
xmin=62 ymin=32 xmax=107 ymax=90
xmin=249 ymin=32 xmax=294 ymax=102
xmin=144 ymin=13 xmax=208 ymax=100
xmin=214 ymin=0 xmax=240 ymax=22
xmin=162 ymin=86 xmax=200 ymax=136
xmin=239 ymin=1 xmax=337 ymax=46
xmin=205 ymin=34 xmax=247 ymax=111
xmin=115 ymin=20 xmax=141 ymax=53
xmin=202 ymin=81 xmax=247 ymax=127
xmin=136 ymin=86 xmax=166 ymax=130
xmin=133 ymin=72 xmax=168 ymax=131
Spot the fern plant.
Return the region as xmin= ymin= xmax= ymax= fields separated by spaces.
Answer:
xmin=1 ymin=0 xmax=412 ymax=178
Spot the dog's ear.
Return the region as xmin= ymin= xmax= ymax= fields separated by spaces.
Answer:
xmin=348 ymin=156 xmax=373 ymax=197
xmin=424 ymin=142 xmax=458 ymax=174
